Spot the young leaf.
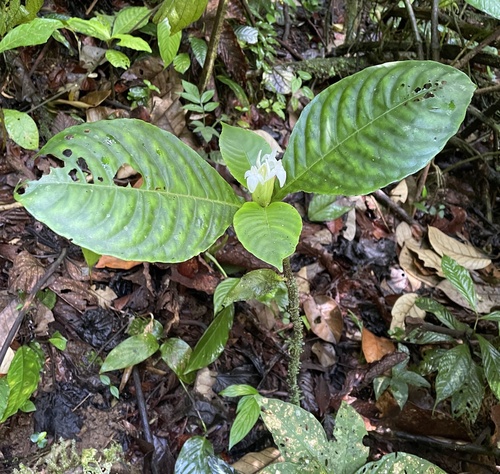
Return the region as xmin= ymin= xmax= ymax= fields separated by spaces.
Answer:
xmin=100 ymin=334 xmax=159 ymax=372
xmin=0 ymin=18 xmax=62 ymax=54
xmin=49 ymin=331 xmax=67 ymax=351
xmin=105 ymin=49 xmax=130 ymax=69
xmin=174 ymin=53 xmax=191 ymax=73
xmin=112 ymin=6 xmax=151 ymax=36
xmin=441 ymin=255 xmax=477 ymax=312
xmin=66 ymin=17 xmax=112 ymax=41
xmin=217 ymin=76 xmax=250 ymax=107
xmin=213 ymin=278 xmax=239 ymax=315
xmin=3 ymin=109 xmax=39 ymax=150
xmin=220 ymin=384 xmax=259 ymax=397
xmin=308 ymin=194 xmax=352 ymax=222
xmin=329 ymin=402 xmax=369 ymax=473
xmin=275 ymin=61 xmax=475 ymax=199
xmin=356 ymin=452 xmax=447 ymax=473
xmin=154 ymin=0 xmax=209 ymax=34
xmin=233 ymin=202 xmax=302 ymax=271
xmin=476 ymin=334 xmax=500 ymax=400
xmin=160 ymin=338 xmax=194 ymax=383
xmin=220 ymin=124 xmax=272 ymax=187
xmin=158 ymin=19 xmax=181 ymax=68
xmin=229 ymin=395 xmax=260 ymax=449
xmin=113 ymin=34 xmax=152 ymax=52
xmin=189 ymin=36 xmax=208 ymax=67
xmin=451 ymin=362 xmax=484 ymax=424
xmin=435 ymin=344 xmax=471 ymax=405
xmin=15 ymin=119 xmax=242 ymax=263
xmin=185 ymin=306 xmax=234 ymax=373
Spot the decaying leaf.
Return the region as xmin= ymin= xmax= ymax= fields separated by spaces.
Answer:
xmin=428 ymin=226 xmax=491 ymax=270
xmin=311 ymin=341 xmax=337 ymax=367
xmin=8 ymin=251 xmax=45 ymax=293
xmin=399 ymin=243 xmax=440 ymax=288
xmin=437 ymin=279 xmax=499 ymax=314
xmin=390 ymin=293 xmax=426 ymax=331
xmin=231 ymin=448 xmax=282 ymax=474
xmin=362 ymin=327 xmax=396 ymax=363
xmin=303 ymin=294 xmax=343 ymax=343
xmin=390 ymin=179 xmax=408 ymax=203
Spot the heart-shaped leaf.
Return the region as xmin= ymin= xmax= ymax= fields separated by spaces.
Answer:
xmin=275 ymin=61 xmax=475 ymax=199
xmin=16 ymin=119 xmax=242 ymax=263
xmin=233 ymin=202 xmax=302 ymax=271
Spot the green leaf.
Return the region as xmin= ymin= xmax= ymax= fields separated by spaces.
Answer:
xmin=181 ymin=80 xmax=201 ymax=100
xmin=113 ymin=34 xmax=151 ymax=52
xmin=82 ymin=247 xmax=101 ymax=268
xmin=275 ymin=61 xmax=475 ymax=199
xmin=217 ymin=76 xmax=250 ymax=107
xmin=160 ymin=338 xmax=195 ymax=383
xmin=261 ymin=463 xmax=306 ymax=474
xmin=3 ymin=109 xmax=39 ymax=150
xmin=373 ymin=376 xmax=390 ymax=400
xmin=451 ymin=362 xmax=484 ymax=424
xmin=233 ymin=202 xmax=302 ymax=271
xmin=1 ymin=346 xmax=43 ymax=422
xmin=220 ymin=384 xmax=259 ymax=397
xmin=308 ymin=194 xmax=352 ymax=222
xmin=158 ymin=19 xmax=181 ymax=68
xmin=36 ymin=288 xmax=56 ymax=310
xmin=0 ymin=18 xmax=62 ymax=54
xmin=435 ymin=344 xmax=471 ymax=405
xmin=15 ymin=119 xmax=242 ymax=263
xmin=65 ymin=17 xmax=111 ymax=41
xmin=441 ymin=255 xmax=477 ymax=312
xmin=465 ymin=0 xmax=500 ymax=19
xmin=480 ymin=311 xmax=500 ymax=322
xmin=154 ymin=0 xmax=209 ymax=35
xmin=175 ymin=436 xmax=235 ymax=474
xmin=229 ymin=396 xmax=260 ymax=449
xmin=355 ymin=452 xmax=447 ymax=473
xmin=105 ymin=49 xmax=130 ymax=69
xmin=416 ymin=297 xmax=470 ymax=332
xmin=49 ymin=331 xmax=67 ymax=351
xmin=220 ymin=124 xmax=272 ymax=187
xmin=100 ymin=334 xmax=159 ymax=372
xmin=0 ymin=379 xmax=10 ymax=420
xmin=213 ymin=278 xmax=239 ymax=315
xmin=388 ymin=378 xmax=409 ymax=410
xmin=185 ymin=305 xmax=234 ymax=373
xmin=259 ymin=397 xmax=330 ymax=471
xmin=112 ymin=6 xmax=151 ymax=36
xmin=329 ymin=402 xmax=369 ymax=473
xmin=476 ymin=334 xmax=500 ymax=400
xmin=234 ymin=25 xmax=258 ymax=44
xmin=189 ymin=36 xmax=207 ymax=67
xmin=174 ymin=53 xmax=191 ymax=73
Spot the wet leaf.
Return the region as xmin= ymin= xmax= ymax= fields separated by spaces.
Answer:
xmin=160 ymin=338 xmax=194 ymax=383
xmin=101 ymin=333 xmax=159 ymax=372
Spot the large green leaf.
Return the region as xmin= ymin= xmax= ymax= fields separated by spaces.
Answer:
xmin=233 ymin=202 xmax=302 ymax=271
xmin=355 ymin=452 xmax=446 ymax=473
xmin=465 ymin=0 xmax=500 ymax=19
xmin=0 ymin=18 xmax=62 ymax=53
xmin=476 ymin=334 xmax=500 ymax=400
xmin=16 ymin=119 xmax=242 ymax=263
xmin=229 ymin=395 xmax=260 ymax=449
xmin=157 ymin=19 xmax=181 ymax=68
xmin=275 ymin=61 xmax=475 ymax=199
xmin=451 ymin=362 xmax=484 ymax=424
xmin=65 ymin=17 xmax=112 ymax=41
xmin=153 ymin=0 xmax=209 ymax=35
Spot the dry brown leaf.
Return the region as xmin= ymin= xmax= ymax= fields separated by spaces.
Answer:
xmin=95 ymin=255 xmax=142 ymax=270
xmin=343 ymin=207 xmax=356 ymax=241
xmin=399 ymin=244 xmax=439 ymax=288
xmin=390 ymin=180 xmax=408 ymax=204
xmin=246 ymin=300 xmax=276 ymax=331
xmin=89 ymin=285 xmax=117 ymax=309
xmin=395 ymin=221 xmax=413 ymax=247
xmin=428 ymin=226 xmax=491 ymax=270
xmin=231 ymin=448 xmax=282 ymax=474
xmin=311 ymin=341 xmax=337 ymax=367
xmin=194 ymin=368 xmax=217 ymax=400
xmin=362 ymin=327 xmax=396 ymax=363
xmin=303 ymin=294 xmax=343 ymax=343
xmin=49 ymin=277 xmax=98 ymax=311
xmin=0 ymin=300 xmax=18 ymax=374
xmin=8 ymin=251 xmax=45 ymax=293
xmin=437 ymin=279 xmax=500 ymax=313
xmin=390 ymin=293 xmax=426 ymax=331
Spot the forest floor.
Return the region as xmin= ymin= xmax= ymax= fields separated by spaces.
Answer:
xmin=0 ymin=1 xmax=500 ymax=473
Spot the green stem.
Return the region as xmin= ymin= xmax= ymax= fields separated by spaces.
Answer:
xmin=283 ymin=257 xmax=303 ymax=405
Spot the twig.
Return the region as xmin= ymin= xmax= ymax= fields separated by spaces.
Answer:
xmin=475 ymin=83 xmax=500 ymax=95
xmin=283 ymin=257 xmax=302 ymax=406
xmin=372 ymin=189 xmax=421 ymax=228
xmin=430 ymin=0 xmax=440 ymax=61
xmin=403 ymin=0 xmax=424 ymax=59
xmin=0 ymin=248 xmax=68 ymax=368
xmin=282 ymin=3 xmax=291 ymax=43
xmin=0 ymin=202 xmax=23 ymax=211
xmin=198 ymin=0 xmax=228 ymax=93
xmin=276 ymin=38 xmax=305 ymax=61
xmin=452 ymin=24 xmax=500 ymax=69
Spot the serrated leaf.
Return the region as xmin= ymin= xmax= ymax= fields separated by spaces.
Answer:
xmin=154 ymin=0 xmax=209 ymax=34
xmin=160 ymin=338 xmax=194 ymax=382
xmin=1 ymin=346 xmax=43 ymax=422
xmin=355 ymin=452 xmax=446 ymax=473
xmin=15 ymin=119 xmax=242 ymax=263
xmin=233 ymin=202 xmax=302 ymax=271
xmin=275 ymin=61 xmax=475 ymax=199
xmin=428 ymin=226 xmax=491 ymax=270
xmin=476 ymin=334 xmax=500 ymax=400
xmin=113 ymin=34 xmax=151 ymax=52
xmin=158 ymin=19 xmax=181 ymax=67
xmin=329 ymin=402 xmax=369 ymax=473
xmin=3 ymin=109 xmax=39 ymax=150
xmin=185 ymin=306 xmax=234 ymax=373
xmin=0 ymin=18 xmax=62 ymax=54
xmin=441 ymin=255 xmax=477 ymax=311
xmin=100 ymin=333 xmax=159 ymax=372
xmin=66 ymin=17 xmax=111 ymax=41
xmin=308 ymin=194 xmax=353 ymax=222
xmin=435 ymin=344 xmax=471 ymax=405
xmin=220 ymin=124 xmax=272 ymax=187
xmin=229 ymin=396 xmax=260 ymax=449
xmin=465 ymin=0 xmax=500 ymax=19
xmin=105 ymin=49 xmax=130 ymax=69
xmin=259 ymin=397 xmax=330 ymax=471
xmin=112 ymin=6 xmax=151 ymax=36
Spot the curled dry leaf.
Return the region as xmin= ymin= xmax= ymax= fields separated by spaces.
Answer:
xmin=428 ymin=226 xmax=491 ymax=270
xmin=399 ymin=244 xmax=440 ymax=289
xmin=362 ymin=327 xmax=395 ymax=363
xmin=231 ymin=447 xmax=282 ymax=474
xmin=390 ymin=179 xmax=408 ymax=204
xmin=303 ymin=294 xmax=343 ymax=343
xmin=390 ymin=293 xmax=426 ymax=331
xmin=311 ymin=341 xmax=337 ymax=367
xmin=395 ymin=221 xmax=413 ymax=247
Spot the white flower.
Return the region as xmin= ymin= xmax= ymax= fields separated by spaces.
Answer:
xmin=244 ymin=148 xmax=286 ymax=193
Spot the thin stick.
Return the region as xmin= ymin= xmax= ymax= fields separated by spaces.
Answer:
xmin=452 ymin=24 xmax=500 ymax=69
xmin=430 ymin=0 xmax=440 ymax=61
xmin=403 ymin=0 xmax=423 ymax=59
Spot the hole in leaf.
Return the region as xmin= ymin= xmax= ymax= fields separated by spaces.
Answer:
xmin=77 ymin=158 xmax=89 ymax=173
xmin=113 ymin=163 xmax=142 ymax=187
xmin=83 ymin=129 xmax=90 ymax=133
xmin=63 ymin=149 xmax=72 ymax=157
xmin=424 ymin=92 xmax=435 ymax=99
xmin=65 ymin=134 xmax=74 ymax=140
xmin=423 ymin=82 xmax=432 ymax=89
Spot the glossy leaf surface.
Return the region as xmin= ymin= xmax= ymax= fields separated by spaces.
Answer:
xmin=158 ymin=19 xmax=181 ymax=67
xmin=154 ymin=0 xmax=209 ymax=34
xmin=435 ymin=344 xmax=471 ymax=405
xmin=275 ymin=61 xmax=475 ymax=199
xmin=160 ymin=338 xmax=194 ymax=383
xmin=112 ymin=6 xmax=151 ymax=35
xmin=0 ymin=18 xmax=62 ymax=53
xmin=229 ymin=395 xmax=260 ymax=449
xmin=233 ymin=202 xmax=302 ymax=271
xmin=16 ymin=119 xmax=241 ymax=263
xmin=175 ymin=436 xmax=234 ymax=474
xmin=356 ymin=452 xmax=446 ymax=473
xmin=100 ymin=334 xmax=159 ymax=372
xmin=477 ymin=334 xmax=500 ymax=400
xmin=3 ymin=109 xmax=39 ymax=150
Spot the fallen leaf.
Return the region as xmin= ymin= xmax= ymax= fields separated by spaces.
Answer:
xmin=303 ymin=294 xmax=343 ymax=343
xmin=95 ymin=255 xmax=142 ymax=270
xmin=311 ymin=341 xmax=337 ymax=367
xmin=390 ymin=179 xmax=408 ymax=203
xmin=437 ymin=279 xmax=499 ymax=314
xmin=8 ymin=251 xmax=45 ymax=293
xmin=362 ymin=327 xmax=395 ymax=363
xmin=231 ymin=448 xmax=282 ymax=474
xmin=390 ymin=293 xmax=426 ymax=331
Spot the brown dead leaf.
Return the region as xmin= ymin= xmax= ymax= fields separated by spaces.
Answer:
xmin=95 ymin=255 xmax=142 ymax=270
xmin=491 ymin=404 xmax=500 ymax=447
xmin=8 ymin=251 xmax=45 ymax=293
xmin=49 ymin=277 xmax=98 ymax=311
xmin=362 ymin=327 xmax=395 ymax=363
xmin=437 ymin=279 xmax=499 ymax=313
xmin=428 ymin=226 xmax=491 ymax=270
xmin=231 ymin=448 xmax=282 ymax=474
xmin=0 ymin=300 xmax=18 ymax=374
xmin=390 ymin=293 xmax=425 ymax=331
xmin=390 ymin=180 xmax=408 ymax=204
xmin=89 ymin=285 xmax=117 ymax=309
xmin=303 ymin=294 xmax=343 ymax=343
xmin=399 ymin=243 xmax=440 ymax=288
xmin=311 ymin=341 xmax=337 ymax=367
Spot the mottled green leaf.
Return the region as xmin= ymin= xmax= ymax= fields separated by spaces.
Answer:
xmin=275 ymin=61 xmax=475 ymax=199
xmin=3 ymin=109 xmax=39 ymax=150
xmin=100 ymin=334 xmax=159 ymax=372
xmin=441 ymin=255 xmax=477 ymax=312
xmin=0 ymin=18 xmax=62 ymax=53
xmin=416 ymin=297 xmax=470 ymax=332
xmin=477 ymin=334 xmax=500 ymax=400
xmin=435 ymin=344 xmax=471 ymax=405
xmin=355 ymin=452 xmax=446 ymax=473
xmin=16 ymin=119 xmax=242 ymax=263
xmin=113 ymin=34 xmax=151 ymax=52
xmin=105 ymin=49 xmax=130 ymax=69
xmin=224 ymin=269 xmax=284 ymax=306
xmin=451 ymin=362 xmax=484 ymax=424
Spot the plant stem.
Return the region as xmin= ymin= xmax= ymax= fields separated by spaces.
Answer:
xmin=283 ymin=257 xmax=303 ymax=405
